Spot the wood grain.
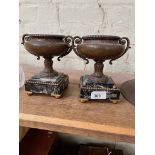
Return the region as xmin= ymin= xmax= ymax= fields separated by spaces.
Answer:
xmin=19 ymin=65 xmax=135 ymax=143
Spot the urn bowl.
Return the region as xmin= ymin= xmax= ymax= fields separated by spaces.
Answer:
xmin=22 ymin=34 xmax=72 ymax=79
xmin=73 ymin=35 xmax=130 ymax=83
xmin=22 ymin=34 xmax=69 ymax=57
xmin=74 ymin=35 xmax=130 ymax=62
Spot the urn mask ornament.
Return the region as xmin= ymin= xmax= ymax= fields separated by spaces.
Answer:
xmin=73 ymin=35 xmax=130 ymax=103
xmin=22 ymin=34 xmax=72 ymax=98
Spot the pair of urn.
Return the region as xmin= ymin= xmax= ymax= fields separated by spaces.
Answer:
xmin=22 ymin=34 xmax=130 ymax=103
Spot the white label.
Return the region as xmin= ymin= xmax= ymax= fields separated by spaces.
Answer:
xmin=91 ymin=91 xmax=107 ymax=99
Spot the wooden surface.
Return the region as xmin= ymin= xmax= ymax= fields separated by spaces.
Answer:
xmin=19 ymin=65 xmax=135 ymax=143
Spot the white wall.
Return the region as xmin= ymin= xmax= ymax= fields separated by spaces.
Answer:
xmin=19 ymin=0 xmax=135 ymax=73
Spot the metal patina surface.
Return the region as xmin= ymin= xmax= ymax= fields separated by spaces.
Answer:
xmin=73 ymin=35 xmax=130 ymax=103
xmin=22 ymin=34 xmax=72 ymax=98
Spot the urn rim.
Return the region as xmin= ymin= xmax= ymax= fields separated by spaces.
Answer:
xmin=82 ymin=35 xmax=121 ymax=40
xmin=23 ymin=34 xmax=66 ymax=39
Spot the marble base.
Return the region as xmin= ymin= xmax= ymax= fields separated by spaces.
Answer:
xmin=79 ymin=75 xmax=120 ymax=103
xmin=25 ymin=73 xmax=69 ymax=98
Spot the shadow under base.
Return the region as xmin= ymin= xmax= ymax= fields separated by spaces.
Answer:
xmin=25 ymin=73 xmax=69 ymax=98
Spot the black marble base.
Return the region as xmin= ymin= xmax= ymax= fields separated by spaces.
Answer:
xmin=79 ymin=75 xmax=120 ymax=102
xmin=25 ymin=73 xmax=69 ymax=98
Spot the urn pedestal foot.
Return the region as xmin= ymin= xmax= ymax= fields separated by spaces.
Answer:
xmin=79 ymin=75 xmax=120 ymax=103
xmin=25 ymin=73 xmax=69 ymax=98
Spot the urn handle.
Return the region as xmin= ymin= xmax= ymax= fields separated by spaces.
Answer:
xmin=21 ymin=34 xmax=32 ymax=45
xmin=72 ymin=36 xmax=89 ymax=64
xmin=21 ymin=34 xmax=40 ymax=60
xmin=57 ymin=36 xmax=73 ymax=61
xmin=109 ymin=37 xmax=131 ymax=65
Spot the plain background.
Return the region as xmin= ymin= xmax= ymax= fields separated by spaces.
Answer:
xmin=0 ymin=0 xmax=155 ymax=155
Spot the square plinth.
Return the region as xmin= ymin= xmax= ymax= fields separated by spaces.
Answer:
xmin=25 ymin=73 xmax=69 ymax=98
xmin=80 ymin=75 xmax=120 ymax=102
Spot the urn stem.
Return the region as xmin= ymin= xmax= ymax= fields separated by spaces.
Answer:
xmin=92 ymin=61 xmax=104 ymax=78
xmin=43 ymin=57 xmax=54 ymax=73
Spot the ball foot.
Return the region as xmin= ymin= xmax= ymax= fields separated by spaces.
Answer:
xmin=27 ymin=91 xmax=33 ymax=96
xmin=55 ymin=95 xmax=61 ymax=99
xmin=51 ymin=94 xmax=62 ymax=99
xmin=80 ymin=98 xmax=89 ymax=103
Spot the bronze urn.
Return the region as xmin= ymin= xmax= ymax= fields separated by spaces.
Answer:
xmin=73 ymin=35 xmax=130 ymax=103
xmin=22 ymin=34 xmax=72 ymax=98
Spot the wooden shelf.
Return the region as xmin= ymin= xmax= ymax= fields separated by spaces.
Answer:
xmin=19 ymin=65 xmax=135 ymax=144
